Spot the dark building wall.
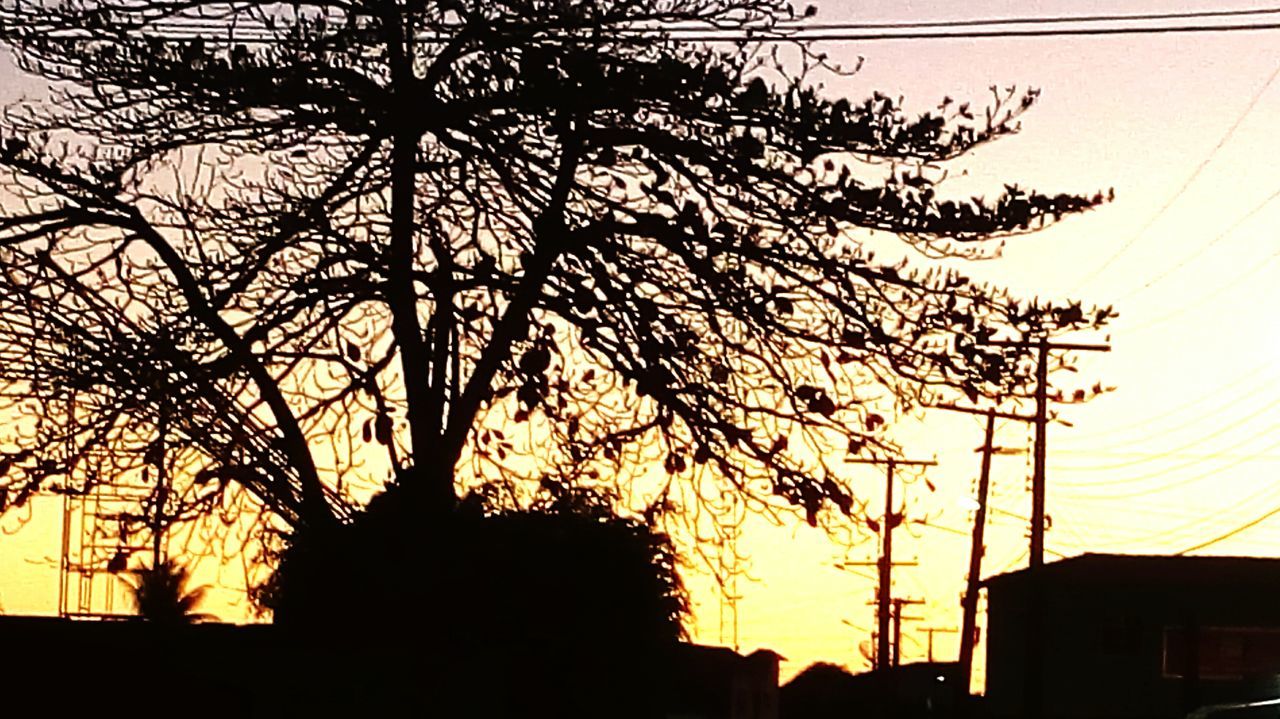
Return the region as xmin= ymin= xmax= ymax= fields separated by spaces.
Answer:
xmin=663 ymin=645 xmax=780 ymax=719
xmin=0 ymin=617 xmax=312 ymax=718
xmin=984 ymin=555 xmax=1280 ymax=719
xmin=0 ymin=616 xmax=775 ymax=719
xmin=780 ymin=661 xmax=962 ymax=719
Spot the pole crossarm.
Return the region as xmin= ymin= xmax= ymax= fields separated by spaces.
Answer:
xmin=845 ymin=458 xmax=939 ymax=466
xmin=932 ymin=402 xmax=1037 ymax=423
xmin=979 ymin=339 xmax=1112 ymax=352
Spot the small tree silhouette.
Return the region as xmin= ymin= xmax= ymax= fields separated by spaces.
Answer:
xmin=125 ymin=558 xmax=210 ymax=625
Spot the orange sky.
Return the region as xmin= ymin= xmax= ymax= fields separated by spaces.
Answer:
xmin=4 ymin=0 xmax=1280 ymax=688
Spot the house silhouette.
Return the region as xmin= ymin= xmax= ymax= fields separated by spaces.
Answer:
xmin=984 ymin=553 xmax=1280 ymax=719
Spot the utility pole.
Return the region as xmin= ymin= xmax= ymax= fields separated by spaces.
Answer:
xmin=965 ymin=337 xmax=1110 ymax=719
xmin=1032 ymin=337 xmax=1050 ymax=569
xmin=841 ymin=564 xmax=917 ymax=671
xmin=962 ymin=407 xmax=995 ymax=686
xmin=921 ymin=626 xmax=958 ymax=663
xmin=981 ymin=338 xmax=1110 ymax=567
xmin=847 ymin=456 xmax=937 ymax=671
xmin=891 ymin=597 xmax=926 ymax=667
xmin=935 ymin=403 xmax=1031 ymax=690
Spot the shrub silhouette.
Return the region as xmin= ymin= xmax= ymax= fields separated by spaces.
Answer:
xmin=125 ymin=558 xmax=210 ymax=625
xmin=261 ymin=482 xmax=688 ymax=716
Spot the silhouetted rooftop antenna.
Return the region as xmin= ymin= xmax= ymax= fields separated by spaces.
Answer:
xmin=717 ymin=490 xmax=741 ymax=651
xmin=57 ymin=326 xmax=173 ymax=619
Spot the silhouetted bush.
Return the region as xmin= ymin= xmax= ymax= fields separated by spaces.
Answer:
xmin=125 ymin=558 xmax=211 ymax=625
xmin=259 ymin=480 xmax=688 ymax=716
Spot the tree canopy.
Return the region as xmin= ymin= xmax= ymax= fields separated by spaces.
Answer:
xmin=0 ymin=0 xmax=1111 ymax=570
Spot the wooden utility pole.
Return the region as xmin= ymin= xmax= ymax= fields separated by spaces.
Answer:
xmin=935 ymin=403 xmax=1032 ymax=691
xmin=1031 ymin=337 xmax=1050 ymax=568
xmin=962 ymin=408 xmax=995 ymax=686
xmin=981 ymin=338 xmax=1109 ymax=567
xmin=843 ymin=566 xmax=917 ymax=672
xmin=848 ymin=456 xmax=936 ymax=670
xmin=970 ymin=337 xmax=1110 ymax=719
xmin=922 ymin=626 xmax=958 ymax=663
xmin=891 ymin=597 xmax=926 ymax=667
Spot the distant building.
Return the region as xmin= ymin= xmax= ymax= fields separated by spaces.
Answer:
xmin=664 ymin=645 xmax=781 ymax=719
xmin=780 ymin=661 xmax=962 ymax=719
xmin=984 ymin=554 xmax=1280 ymax=719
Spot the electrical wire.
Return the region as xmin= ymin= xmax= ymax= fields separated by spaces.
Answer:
xmin=772 ymin=6 xmax=1280 ymax=31
xmin=1060 ymin=465 xmax=1280 ymax=548
xmin=1074 ymin=60 xmax=1280 ymax=288
xmin=1177 ymin=503 xmax=1280 ymax=554
xmin=993 ymin=549 xmax=1030 ymax=574
xmin=17 ymin=11 xmax=1280 ymax=44
xmin=1057 ymin=448 xmax=1280 ymax=461
xmin=1121 ymin=184 xmax=1280 ymax=299
xmin=1120 ymin=248 xmax=1280 ymax=336
xmin=1056 ymin=428 xmax=1280 ymax=499
xmin=1073 ymin=495 xmax=1280 ymax=525
xmin=1054 ymin=399 xmax=1280 ymax=476
xmin=913 ymin=519 xmax=968 ymax=537
xmin=1056 ymin=359 xmax=1280 ymax=447
xmin=550 ymin=21 xmax=1280 ymax=42
xmin=86 ymin=5 xmax=1280 ymax=35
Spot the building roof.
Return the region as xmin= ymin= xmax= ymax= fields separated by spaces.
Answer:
xmin=983 ymin=553 xmax=1280 ymax=589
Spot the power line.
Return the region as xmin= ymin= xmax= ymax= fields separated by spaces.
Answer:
xmin=1177 ymin=503 xmax=1280 ymax=554
xmin=772 ymin=6 xmax=1280 ymax=31
xmin=71 ymin=5 xmax=1280 ymax=36
xmin=16 ymin=13 xmax=1280 ymax=44
xmin=1048 ymin=512 xmax=1095 ymax=555
xmin=1054 ymin=398 xmax=1280 ymax=474
xmin=593 ymin=21 xmax=1280 ymax=42
xmin=993 ymin=548 xmax=1030 ymax=575
xmin=1058 ymin=434 xmax=1280 ymax=519
xmin=1064 ymin=476 xmax=1280 ymax=550
xmin=1056 ymin=367 xmax=1280 ymax=446
xmin=1056 ymin=359 xmax=1280 ymax=446
xmin=1121 ymin=184 xmax=1280 ymax=298
xmin=912 ymin=518 xmax=968 ymax=537
xmin=1057 ymin=449 xmax=1280 ymax=461
xmin=1121 ymin=249 xmax=1280 ymax=336
xmin=1055 ymin=414 xmax=1280 ymax=493
xmin=1075 ymin=60 xmax=1280 ymax=288
xmin=1075 ymin=495 xmax=1280 ymax=525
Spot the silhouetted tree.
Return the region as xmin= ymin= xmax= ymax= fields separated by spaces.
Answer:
xmin=0 ymin=1 xmax=1112 ymax=572
xmin=125 ymin=558 xmax=210 ymax=625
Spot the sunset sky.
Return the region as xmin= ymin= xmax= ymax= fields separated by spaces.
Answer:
xmin=3 ymin=0 xmax=1280 ymax=689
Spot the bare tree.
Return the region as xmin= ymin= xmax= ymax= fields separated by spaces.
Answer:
xmin=0 ymin=0 xmax=1111 ymax=569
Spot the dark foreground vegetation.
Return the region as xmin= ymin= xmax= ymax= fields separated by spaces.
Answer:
xmin=264 ymin=485 xmax=690 ymax=716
